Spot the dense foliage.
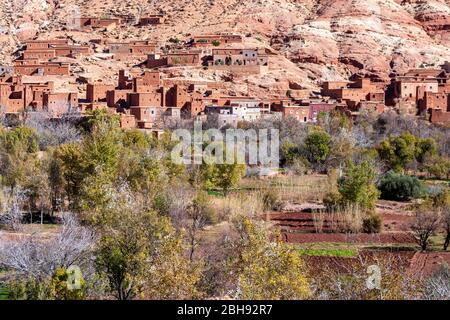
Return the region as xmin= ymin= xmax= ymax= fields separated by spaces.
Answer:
xmin=378 ymin=171 xmax=425 ymax=201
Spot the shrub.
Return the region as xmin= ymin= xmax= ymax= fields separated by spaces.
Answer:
xmin=424 ymin=155 xmax=450 ymax=180
xmin=262 ymin=189 xmax=284 ymax=211
xmin=322 ymin=191 xmax=342 ymax=211
xmin=211 ymin=40 xmax=220 ymax=46
xmin=152 ymin=193 xmax=172 ymax=216
xmin=301 ymin=129 xmax=331 ymax=168
xmin=190 ymin=191 xmax=218 ymax=225
xmin=337 ymin=161 xmax=380 ymax=210
xmin=378 ymin=171 xmax=425 ymax=201
xmin=338 ymin=205 xmax=364 ymax=233
xmin=363 ymin=213 xmax=383 ymax=233
xmin=287 ymin=158 xmax=308 ymax=175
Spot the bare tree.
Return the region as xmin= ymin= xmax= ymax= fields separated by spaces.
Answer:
xmin=410 ymin=210 xmax=441 ymax=251
xmin=442 ymin=206 xmax=450 ymax=251
xmin=0 ymin=188 xmax=26 ymax=231
xmin=311 ymin=253 xmax=421 ymax=300
xmin=424 ymin=264 xmax=450 ymax=300
xmin=186 ymin=200 xmax=208 ymax=262
xmin=25 ymin=112 xmax=81 ymax=149
xmin=0 ymin=213 xmax=96 ymax=281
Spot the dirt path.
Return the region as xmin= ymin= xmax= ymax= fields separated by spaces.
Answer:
xmin=408 ymin=252 xmax=450 ymax=277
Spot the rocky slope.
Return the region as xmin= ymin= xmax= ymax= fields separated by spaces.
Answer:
xmin=0 ymin=0 xmax=449 ymax=87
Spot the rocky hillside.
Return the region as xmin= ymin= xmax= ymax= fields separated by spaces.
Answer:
xmin=1 ymin=0 xmax=449 ymax=85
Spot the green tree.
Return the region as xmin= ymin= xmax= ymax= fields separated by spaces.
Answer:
xmin=377 ymin=132 xmax=417 ymax=172
xmin=96 ymin=204 xmax=201 ymax=300
xmin=81 ymin=126 xmax=121 ymax=178
xmin=53 ymin=143 xmax=84 ymax=207
xmin=84 ymin=109 xmax=120 ymax=133
xmin=301 ymin=128 xmax=331 ymax=169
xmin=424 ymin=155 xmax=450 ymax=180
xmin=201 ymin=161 xmax=246 ymax=196
xmin=0 ymin=127 xmax=39 ymax=192
xmin=378 ymin=171 xmax=425 ymax=201
xmin=121 ymin=129 xmax=153 ymax=150
xmin=415 ymin=138 xmax=437 ymax=165
xmin=233 ymin=218 xmax=310 ymax=299
xmin=377 ymin=133 xmax=438 ymax=173
xmin=337 ymin=161 xmax=380 ymax=211
xmin=280 ymin=141 xmax=300 ymax=165
xmin=0 ymin=126 xmax=39 ymax=154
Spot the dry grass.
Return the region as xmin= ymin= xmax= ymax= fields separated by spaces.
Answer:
xmin=211 ymin=192 xmax=264 ymax=222
xmin=239 ymin=174 xmax=329 ymax=204
xmin=312 ymin=205 xmax=365 ymax=234
xmin=313 ymin=211 xmax=325 ymax=233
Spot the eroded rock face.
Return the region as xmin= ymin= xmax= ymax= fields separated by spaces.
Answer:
xmin=0 ymin=0 xmax=55 ymax=62
xmin=0 ymin=0 xmax=449 ymax=87
xmin=268 ymin=0 xmax=450 ymax=81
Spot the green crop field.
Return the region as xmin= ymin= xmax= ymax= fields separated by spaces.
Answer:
xmin=297 ymin=248 xmax=358 ymax=257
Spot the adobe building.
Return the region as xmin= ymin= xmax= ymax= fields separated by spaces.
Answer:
xmin=418 ymin=91 xmax=450 ymax=114
xmin=147 ymin=52 xmax=200 ymax=68
xmin=78 ymin=102 xmax=109 ymax=114
xmin=130 ymin=106 xmax=160 ymax=129
xmin=86 ymin=82 xmax=115 ymax=103
xmin=209 ymin=48 xmax=268 ymax=74
xmin=106 ymin=70 xmax=164 ymax=109
xmin=270 ymin=98 xmax=337 ymax=123
xmin=128 ymin=91 xmax=163 ymax=108
xmin=138 ymin=15 xmax=164 ymax=26
xmin=103 ymin=70 xmax=227 ymax=129
xmin=119 ymin=112 xmax=137 ymax=129
xmin=389 ymin=66 xmax=450 ymax=117
xmin=392 ymin=77 xmax=439 ymax=101
xmin=118 ymin=69 xmax=134 ymax=90
xmin=0 ymin=76 xmax=25 ymax=112
xmin=357 ymin=101 xmax=385 ymax=114
xmin=76 ymin=17 xmax=121 ymax=29
xmin=13 ymin=62 xmax=70 ymax=76
xmin=308 ymin=102 xmax=337 ymax=122
xmin=108 ymin=41 xmax=157 ymax=59
xmin=192 ymin=34 xmax=243 ymax=47
xmin=211 ymin=48 xmax=263 ymax=66
xmin=280 ymin=104 xmax=310 ymax=122
xmin=182 ymin=95 xmax=206 ymax=118
xmin=43 ymin=92 xmax=78 ymax=114
xmin=206 ymin=102 xmax=262 ymax=128
xmin=25 ymin=39 xmax=69 ymax=50
xmin=22 ymin=49 xmax=56 ymax=61
xmin=134 ymin=71 xmax=161 ymax=90
xmin=430 ymin=108 xmax=450 ymax=124
xmin=23 ymin=40 xmax=91 ymax=60
xmin=0 ymin=74 xmax=76 ymax=114
xmin=322 ymin=78 xmax=384 ymax=103
xmin=106 ymin=89 xmax=132 ymax=108
xmin=23 ymin=81 xmax=55 ymax=109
